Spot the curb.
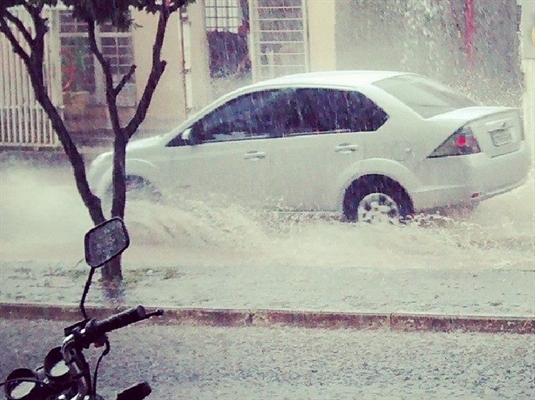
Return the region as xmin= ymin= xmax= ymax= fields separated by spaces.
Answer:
xmin=1 ymin=303 xmax=534 ymax=334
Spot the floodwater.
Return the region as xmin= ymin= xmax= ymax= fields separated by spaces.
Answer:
xmin=0 ymin=162 xmax=533 ymax=272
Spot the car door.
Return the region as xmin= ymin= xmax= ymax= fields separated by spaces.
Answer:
xmin=163 ymin=90 xmax=289 ymax=208
xmin=269 ymin=88 xmax=389 ymax=211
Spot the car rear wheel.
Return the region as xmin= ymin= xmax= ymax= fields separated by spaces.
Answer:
xmin=343 ymin=178 xmax=413 ymax=224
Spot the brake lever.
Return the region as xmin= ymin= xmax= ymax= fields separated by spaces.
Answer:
xmin=146 ymin=309 xmax=164 ymax=318
xmin=64 ymin=319 xmax=89 ymax=337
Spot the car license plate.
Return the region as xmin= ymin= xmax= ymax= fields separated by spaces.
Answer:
xmin=490 ymin=129 xmax=512 ymax=147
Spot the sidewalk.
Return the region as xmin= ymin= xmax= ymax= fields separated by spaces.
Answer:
xmin=1 ymin=260 xmax=534 ymax=333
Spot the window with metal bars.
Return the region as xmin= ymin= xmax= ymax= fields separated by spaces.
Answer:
xmin=205 ymin=0 xmax=251 ymax=78
xmin=59 ymin=11 xmax=136 ymax=105
xmin=249 ymin=0 xmax=309 ymax=81
xmin=205 ymin=0 xmax=242 ymax=33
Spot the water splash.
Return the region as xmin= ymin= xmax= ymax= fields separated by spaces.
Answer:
xmin=119 ymin=174 xmax=534 ymax=271
xmin=1 ymin=162 xmax=532 ymax=272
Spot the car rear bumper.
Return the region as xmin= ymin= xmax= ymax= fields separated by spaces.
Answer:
xmin=411 ymin=141 xmax=532 ymax=211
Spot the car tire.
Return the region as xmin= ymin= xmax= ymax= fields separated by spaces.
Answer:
xmin=102 ymin=176 xmax=161 ymax=216
xmin=343 ymin=177 xmax=413 ymax=224
xmin=125 ymin=176 xmax=162 ymax=202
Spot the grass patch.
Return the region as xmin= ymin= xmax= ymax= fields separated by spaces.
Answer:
xmin=163 ymin=268 xmax=182 ymax=280
xmin=13 ymin=267 xmax=32 ymax=275
xmin=122 ymin=268 xmax=153 ymax=287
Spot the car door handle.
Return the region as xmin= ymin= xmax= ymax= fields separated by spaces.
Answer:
xmin=334 ymin=144 xmax=359 ymax=153
xmin=244 ymin=151 xmax=266 ymax=160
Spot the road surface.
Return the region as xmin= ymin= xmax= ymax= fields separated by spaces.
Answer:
xmin=1 ymin=318 xmax=533 ymax=399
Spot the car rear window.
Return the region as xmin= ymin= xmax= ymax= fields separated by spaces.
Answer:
xmin=300 ymin=88 xmax=388 ymax=133
xmin=373 ymin=75 xmax=479 ymax=118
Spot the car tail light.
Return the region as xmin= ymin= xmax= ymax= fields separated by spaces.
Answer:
xmin=429 ymin=126 xmax=481 ymax=158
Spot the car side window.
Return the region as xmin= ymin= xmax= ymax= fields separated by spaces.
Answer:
xmin=281 ymin=89 xmax=324 ymax=135
xmin=190 ymin=89 xmax=296 ymax=143
xmin=286 ymin=88 xmax=388 ymax=136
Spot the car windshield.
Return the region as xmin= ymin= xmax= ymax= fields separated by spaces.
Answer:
xmin=374 ymin=74 xmax=479 ymax=118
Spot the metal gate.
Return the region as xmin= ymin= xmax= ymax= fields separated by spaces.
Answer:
xmin=0 ymin=7 xmax=62 ymax=147
xmin=248 ymin=0 xmax=309 ymax=82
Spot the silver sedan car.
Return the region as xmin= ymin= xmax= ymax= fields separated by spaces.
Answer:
xmin=88 ymin=71 xmax=532 ymax=222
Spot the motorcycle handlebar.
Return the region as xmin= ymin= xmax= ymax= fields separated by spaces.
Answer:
xmin=92 ymin=305 xmax=147 ymax=336
xmin=57 ymin=305 xmax=161 ymax=399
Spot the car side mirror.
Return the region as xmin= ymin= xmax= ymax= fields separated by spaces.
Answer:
xmin=181 ymin=128 xmax=197 ymax=145
xmin=84 ymin=218 xmax=130 ymax=268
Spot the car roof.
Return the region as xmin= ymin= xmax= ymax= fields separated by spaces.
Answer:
xmin=251 ymin=70 xmax=410 ymax=89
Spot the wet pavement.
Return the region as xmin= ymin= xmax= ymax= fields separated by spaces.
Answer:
xmin=1 ymin=260 xmax=533 ymax=318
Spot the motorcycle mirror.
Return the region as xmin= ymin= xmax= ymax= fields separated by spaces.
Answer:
xmin=84 ymin=218 xmax=130 ymax=268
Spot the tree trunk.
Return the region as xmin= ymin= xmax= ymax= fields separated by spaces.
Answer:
xmin=1 ymin=1 xmax=189 ymax=296
xmin=101 ymin=256 xmax=125 ymax=301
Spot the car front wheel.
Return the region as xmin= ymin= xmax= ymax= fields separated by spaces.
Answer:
xmin=125 ymin=176 xmax=161 ymax=202
xmin=101 ymin=176 xmax=161 ymax=215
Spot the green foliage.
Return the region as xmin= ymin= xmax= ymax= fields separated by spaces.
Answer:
xmin=1 ymin=1 xmax=59 ymax=8
xmin=1 ymin=0 xmax=196 ymax=31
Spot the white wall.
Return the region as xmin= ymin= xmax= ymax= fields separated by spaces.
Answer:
xmin=132 ymin=10 xmax=186 ymax=131
xmin=307 ymin=0 xmax=336 ymax=71
xmin=520 ymin=0 xmax=535 ymax=156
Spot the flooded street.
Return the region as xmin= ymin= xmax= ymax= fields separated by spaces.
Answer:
xmin=0 ymin=161 xmax=533 ymax=272
xmin=1 ymin=164 xmax=533 ymax=397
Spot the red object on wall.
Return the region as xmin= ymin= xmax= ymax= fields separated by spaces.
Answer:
xmin=464 ymin=0 xmax=475 ymax=69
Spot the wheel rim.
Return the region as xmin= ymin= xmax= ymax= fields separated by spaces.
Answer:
xmin=357 ymin=192 xmax=400 ymax=224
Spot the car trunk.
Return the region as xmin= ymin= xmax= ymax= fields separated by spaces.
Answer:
xmin=430 ymin=107 xmax=524 ymax=158
xmin=469 ymin=111 xmax=523 ymax=158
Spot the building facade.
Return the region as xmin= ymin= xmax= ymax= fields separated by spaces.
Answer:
xmin=0 ymin=0 xmax=525 ymax=147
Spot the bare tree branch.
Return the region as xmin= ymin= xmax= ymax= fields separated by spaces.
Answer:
xmin=26 ymin=61 xmax=105 ymax=225
xmin=86 ymin=18 xmax=112 ymax=79
xmin=87 ymin=21 xmax=123 ymax=138
xmin=86 ymin=18 xmax=123 ymax=132
xmin=114 ymin=64 xmax=137 ymax=96
xmin=1 ymin=0 xmax=191 ymax=283
xmin=26 ymin=5 xmax=46 ymax=85
xmin=124 ymin=3 xmax=170 ymax=138
xmin=86 ymin=17 xmax=129 ymax=219
xmin=2 ymin=8 xmax=33 ymax=45
xmin=0 ymin=13 xmax=32 ymax=67
xmin=0 ymin=26 xmax=30 ymax=63
xmin=169 ymin=0 xmax=190 ymax=13
xmin=1 ymin=4 xmax=105 ymax=225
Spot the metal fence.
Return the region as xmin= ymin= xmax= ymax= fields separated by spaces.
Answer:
xmin=249 ymin=0 xmax=309 ymax=82
xmin=0 ymin=7 xmax=62 ymax=147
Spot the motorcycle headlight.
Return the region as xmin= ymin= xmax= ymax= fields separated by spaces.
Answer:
xmin=4 ymin=368 xmax=45 ymax=400
xmin=44 ymin=347 xmax=71 ymax=390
